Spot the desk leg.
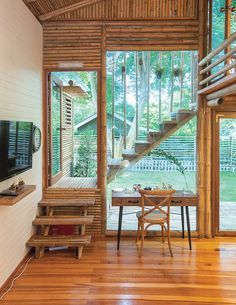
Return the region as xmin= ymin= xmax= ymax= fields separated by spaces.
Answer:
xmin=181 ymin=206 xmax=185 ymax=239
xmin=185 ymin=206 xmax=192 ymax=250
xmin=117 ymin=206 xmax=123 ymax=250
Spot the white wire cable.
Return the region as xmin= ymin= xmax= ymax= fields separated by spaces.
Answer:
xmin=0 ymin=255 xmax=33 ymax=300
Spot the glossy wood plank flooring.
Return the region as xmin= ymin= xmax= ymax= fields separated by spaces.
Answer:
xmin=2 ymin=237 xmax=236 ymax=305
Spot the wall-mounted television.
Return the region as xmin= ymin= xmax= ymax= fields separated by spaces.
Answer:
xmin=0 ymin=120 xmax=33 ymax=182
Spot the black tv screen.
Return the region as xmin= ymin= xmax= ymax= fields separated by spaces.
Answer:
xmin=0 ymin=120 xmax=33 ymax=182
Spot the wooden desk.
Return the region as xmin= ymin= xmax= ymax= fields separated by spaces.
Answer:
xmin=112 ymin=190 xmax=198 ymax=251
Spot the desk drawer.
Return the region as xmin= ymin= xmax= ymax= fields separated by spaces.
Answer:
xmin=124 ymin=198 xmax=140 ymax=206
xmin=112 ymin=197 xmax=123 ymax=206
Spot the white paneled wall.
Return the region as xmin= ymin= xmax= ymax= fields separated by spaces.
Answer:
xmin=0 ymin=0 xmax=42 ymax=287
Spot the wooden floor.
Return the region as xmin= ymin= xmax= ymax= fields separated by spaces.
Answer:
xmin=2 ymin=237 xmax=236 ymax=304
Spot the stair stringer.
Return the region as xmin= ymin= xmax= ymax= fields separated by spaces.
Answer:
xmin=107 ymin=111 xmax=197 ymax=183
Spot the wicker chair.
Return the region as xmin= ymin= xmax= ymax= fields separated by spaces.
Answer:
xmin=136 ymin=189 xmax=175 ymax=257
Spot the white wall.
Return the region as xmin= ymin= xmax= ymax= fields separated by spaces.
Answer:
xmin=0 ymin=0 xmax=42 ymax=287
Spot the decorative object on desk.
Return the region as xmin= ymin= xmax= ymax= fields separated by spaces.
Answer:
xmin=32 ymin=125 xmax=41 ymax=153
xmin=113 ymin=159 xmax=130 ymax=192
xmin=133 ymin=184 xmax=141 ymax=191
xmin=144 ymin=186 xmax=152 ymax=190
xmin=162 ymin=182 xmax=167 ymax=190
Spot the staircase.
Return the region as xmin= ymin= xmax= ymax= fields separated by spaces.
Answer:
xmin=26 ymin=198 xmax=95 ymax=259
xmin=108 ymin=109 xmax=196 ymax=183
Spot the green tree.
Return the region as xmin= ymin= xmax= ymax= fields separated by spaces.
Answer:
xmin=74 ymin=132 xmax=96 ymax=177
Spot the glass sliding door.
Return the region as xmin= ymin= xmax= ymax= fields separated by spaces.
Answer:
xmin=217 ymin=114 xmax=236 ymax=233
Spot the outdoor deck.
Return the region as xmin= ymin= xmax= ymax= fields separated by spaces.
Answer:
xmin=51 ymin=177 xmax=97 ymax=189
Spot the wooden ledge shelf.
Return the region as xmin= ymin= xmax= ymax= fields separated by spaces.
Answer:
xmin=0 ymin=185 xmax=36 ymax=206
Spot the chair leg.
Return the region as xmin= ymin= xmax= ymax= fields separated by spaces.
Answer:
xmin=166 ymin=225 xmax=173 ymax=257
xmin=161 ymin=225 xmax=165 ymax=243
xmin=136 ymin=222 xmax=140 ymax=243
xmin=139 ymin=223 xmax=145 ymax=257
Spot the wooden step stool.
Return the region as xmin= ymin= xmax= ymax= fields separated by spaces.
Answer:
xmin=26 ymin=198 xmax=95 ymax=259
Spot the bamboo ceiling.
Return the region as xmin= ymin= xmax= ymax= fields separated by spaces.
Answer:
xmin=23 ymin=0 xmax=198 ymax=22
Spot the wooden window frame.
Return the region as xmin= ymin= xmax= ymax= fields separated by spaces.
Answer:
xmin=212 ymin=109 xmax=236 ymax=236
xmin=43 ymin=68 xmax=101 ymax=190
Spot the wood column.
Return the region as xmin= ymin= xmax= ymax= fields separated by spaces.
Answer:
xmin=100 ymin=24 xmax=107 ymax=234
xmin=197 ymin=0 xmax=209 ymax=238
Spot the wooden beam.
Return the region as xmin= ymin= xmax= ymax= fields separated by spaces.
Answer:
xmin=206 ymin=84 xmax=236 ymax=100
xmin=39 ymin=0 xmax=102 ymax=21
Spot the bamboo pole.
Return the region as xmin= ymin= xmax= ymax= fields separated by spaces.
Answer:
xmin=199 ymin=31 xmax=236 ymax=67
xmin=112 ymin=53 xmax=115 ymax=158
xmin=147 ymin=51 xmax=150 ymax=139
xmin=200 ymin=61 xmax=236 ymax=86
xmin=207 ymin=98 xmax=223 ymax=107
xmin=135 ymin=52 xmax=139 ymax=140
xmin=191 ymin=52 xmax=194 ymax=105
xmin=180 ymin=51 xmax=184 ymax=108
xmin=200 ymin=47 xmax=236 ymax=75
xmin=100 ymin=24 xmax=107 ymax=235
xmin=158 ymin=52 xmax=162 ymax=123
xmin=197 ymin=0 xmax=208 ymax=238
xmin=170 ymin=52 xmax=174 ymax=112
xmin=206 ymin=83 xmax=236 ymax=100
xmin=205 ymin=106 xmax=212 ymax=238
xmin=123 ymin=52 xmax=127 ymax=149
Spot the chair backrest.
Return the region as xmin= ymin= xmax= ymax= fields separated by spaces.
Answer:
xmin=138 ymin=189 xmax=176 ymax=221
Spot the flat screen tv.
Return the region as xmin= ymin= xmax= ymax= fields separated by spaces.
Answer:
xmin=0 ymin=120 xmax=33 ymax=182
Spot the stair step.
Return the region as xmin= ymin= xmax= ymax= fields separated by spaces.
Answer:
xmin=39 ymin=198 xmax=95 ymax=207
xmin=177 ymin=109 xmax=194 ymax=121
xmin=159 ymin=121 xmax=177 ymax=133
xmin=26 ymin=235 xmax=91 ymax=247
xmin=108 ymin=158 xmax=123 ymax=168
xmin=33 ymin=216 xmax=94 ymax=226
xmin=135 ymin=141 xmax=150 ymax=154
xmin=162 ymin=120 xmax=178 ymax=124
xmin=148 ymin=131 xmax=163 ymax=142
xmin=122 ymin=149 xmax=138 ymax=160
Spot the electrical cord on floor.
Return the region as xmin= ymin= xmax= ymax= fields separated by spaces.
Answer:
xmin=0 ymin=255 xmax=33 ymax=300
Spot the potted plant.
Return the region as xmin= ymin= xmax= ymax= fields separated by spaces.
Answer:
xmin=154 ymin=65 xmax=164 ymax=79
xmin=173 ymin=67 xmax=183 ymax=78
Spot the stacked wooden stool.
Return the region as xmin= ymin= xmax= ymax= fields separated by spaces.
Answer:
xmin=26 ymin=198 xmax=94 ymax=259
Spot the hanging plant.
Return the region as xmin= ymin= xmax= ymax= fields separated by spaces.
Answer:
xmin=121 ymin=65 xmax=126 ymax=81
xmin=121 ymin=65 xmax=126 ymax=74
xmin=173 ymin=67 xmax=183 ymax=78
xmin=154 ymin=65 xmax=164 ymax=79
xmin=139 ymin=58 xmax=143 ymax=66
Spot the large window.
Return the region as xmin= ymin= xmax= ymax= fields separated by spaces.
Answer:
xmin=106 ymin=50 xmax=198 ymax=231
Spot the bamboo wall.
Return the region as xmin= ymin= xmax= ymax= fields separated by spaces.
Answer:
xmin=43 ymin=22 xmax=102 ymax=69
xmin=55 ymin=0 xmax=198 ymax=21
xmin=44 ymin=188 xmax=102 ymax=234
xmin=42 ymin=0 xmax=207 ymax=235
